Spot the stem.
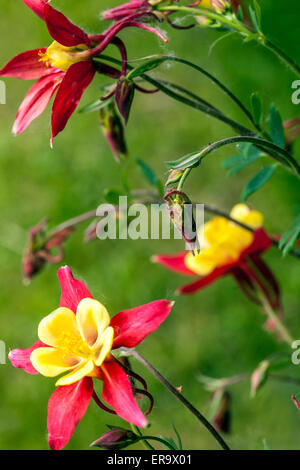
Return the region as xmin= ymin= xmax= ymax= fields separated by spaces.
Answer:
xmin=131 ymin=425 xmax=155 ymax=450
xmin=124 ymin=349 xmax=231 ymax=450
xmin=264 ymin=39 xmax=300 ymax=77
xmin=259 ymin=293 xmax=294 ymax=346
xmin=167 ymin=136 xmax=300 ymax=177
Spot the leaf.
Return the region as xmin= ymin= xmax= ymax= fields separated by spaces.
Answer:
xmin=269 ymin=104 xmax=285 ymax=148
xmin=127 ymin=56 xmax=166 ymax=80
xmin=249 ymin=5 xmax=260 ymax=33
xmin=253 ymin=0 xmax=262 ymax=30
xmin=166 ymin=151 xmax=202 ymax=170
xmin=160 ymin=436 xmax=178 ymax=450
xmin=103 ymin=188 xmax=126 ymax=205
xmin=241 ymin=164 xmax=277 ymax=201
xmin=79 ymin=97 xmax=112 ymax=114
xmin=221 ymin=144 xmax=262 ymax=175
xmin=135 ymin=157 xmax=164 ymax=196
xmin=278 ymin=214 xmax=300 ymax=256
xmin=237 ymin=5 xmax=243 ymax=22
xmin=251 ymin=92 xmax=262 ymax=126
xmin=172 ymin=423 xmax=183 ymax=450
xmin=262 ymin=438 xmax=270 ymax=450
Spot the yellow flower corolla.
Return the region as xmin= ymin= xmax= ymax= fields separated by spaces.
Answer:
xmin=185 ymin=204 xmax=263 ymax=276
xmin=199 ymin=0 xmax=213 ymax=8
xmin=39 ymin=41 xmax=89 ymax=72
xmin=30 ymin=298 xmax=114 ymax=386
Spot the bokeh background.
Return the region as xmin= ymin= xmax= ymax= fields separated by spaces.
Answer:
xmin=0 ymin=0 xmax=299 ymax=450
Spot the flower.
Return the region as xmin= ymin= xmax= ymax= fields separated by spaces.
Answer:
xmin=102 ymin=0 xmax=152 ymax=22
xmin=153 ymin=204 xmax=281 ymax=321
xmin=0 ymin=0 xmax=166 ymax=144
xmin=9 ymin=265 xmax=173 ymax=450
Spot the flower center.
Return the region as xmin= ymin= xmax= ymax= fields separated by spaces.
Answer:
xmin=55 ymin=330 xmax=91 ymax=358
xmin=39 ymin=41 xmax=89 ymax=72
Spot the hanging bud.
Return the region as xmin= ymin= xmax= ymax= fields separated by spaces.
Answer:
xmin=90 ymin=428 xmax=138 ymax=450
xmin=209 ymin=389 xmax=231 ymax=433
xmin=250 ymin=360 xmax=270 ymax=398
xmin=99 ymin=101 xmax=128 ymax=162
xmin=22 ymin=220 xmax=74 ymax=283
xmin=164 ymin=190 xmax=199 ymax=252
xmin=115 ymin=78 xmax=135 ymax=123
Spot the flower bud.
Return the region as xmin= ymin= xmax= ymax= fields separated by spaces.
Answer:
xmin=99 ymin=101 xmax=128 ymax=162
xmin=115 ymin=78 xmax=135 ymax=123
xmin=250 ymin=360 xmax=270 ymax=398
xmin=90 ymin=428 xmax=137 ymax=450
xmin=209 ymin=389 xmax=231 ymax=433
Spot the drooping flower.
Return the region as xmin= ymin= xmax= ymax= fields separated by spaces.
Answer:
xmin=9 ymin=265 xmax=173 ymax=450
xmin=0 ymin=0 xmax=166 ymax=144
xmin=153 ymin=204 xmax=281 ymax=325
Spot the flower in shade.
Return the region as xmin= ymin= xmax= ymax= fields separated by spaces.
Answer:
xmin=153 ymin=204 xmax=281 ymax=328
xmin=9 ymin=265 xmax=173 ymax=450
xmin=0 ymin=0 xmax=166 ymax=144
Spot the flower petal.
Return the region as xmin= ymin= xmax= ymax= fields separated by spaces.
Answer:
xmin=44 ymin=4 xmax=90 ymax=47
xmin=101 ymin=360 xmax=147 ymax=427
xmin=37 ymin=307 xmax=79 ymax=347
xmin=51 ymin=61 xmax=95 ymax=141
xmin=57 ymin=266 xmax=93 ymax=313
xmin=95 ymin=327 xmax=114 ymax=366
xmin=152 ymin=253 xmax=195 ymax=276
xmin=55 ymin=359 xmax=94 ymax=386
xmin=76 ymin=298 xmax=110 ymax=349
xmin=21 ymin=0 xmax=49 ymax=19
xmin=12 ymin=72 xmax=64 ymax=135
xmin=178 ymin=264 xmax=232 ymax=294
xmin=111 ymin=300 xmax=173 ymax=349
xmin=30 ymin=347 xmax=81 ymax=377
xmin=47 ymin=377 xmax=93 ymax=450
xmin=0 ymin=49 xmax=57 ymax=80
xmin=243 ymin=228 xmax=272 ymax=256
xmin=8 ymin=340 xmax=46 ymax=375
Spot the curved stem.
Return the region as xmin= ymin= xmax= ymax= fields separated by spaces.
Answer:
xmin=124 ymin=349 xmax=231 ymax=450
xmin=167 ymin=136 xmax=300 ymax=177
xmin=264 ymin=39 xmax=300 ymax=77
xmin=131 ymin=425 xmax=155 ymax=450
xmin=258 ymin=292 xmax=294 ymax=346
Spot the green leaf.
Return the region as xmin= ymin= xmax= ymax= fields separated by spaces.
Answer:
xmin=160 ymin=436 xmax=178 ymax=451
xmin=127 ymin=56 xmax=166 ymax=80
xmin=79 ymin=97 xmax=112 ymax=114
xmin=278 ymin=214 xmax=300 ymax=256
xmin=249 ymin=5 xmax=260 ymax=33
xmin=103 ymin=188 xmax=126 ymax=205
xmin=166 ymin=151 xmax=202 ymax=170
xmin=135 ymin=157 xmax=164 ymax=196
xmin=241 ymin=164 xmax=277 ymax=201
xmin=222 ymin=144 xmax=262 ymax=175
xmin=269 ymin=104 xmax=285 ymax=148
xmin=262 ymin=438 xmax=270 ymax=450
xmin=251 ymin=92 xmax=262 ymax=126
xmin=172 ymin=423 xmax=183 ymax=450
xmin=236 ymin=5 xmax=243 ymax=22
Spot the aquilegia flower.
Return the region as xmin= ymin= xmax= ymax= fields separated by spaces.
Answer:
xmin=9 ymin=265 xmax=173 ymax=449
xmin=0 ymin=0 xmax=166 ymax=144
xmin=153 ymin=204 xmax=281 ymax=321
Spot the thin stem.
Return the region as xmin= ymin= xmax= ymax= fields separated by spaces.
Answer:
xmin=259 ymin=293 xmax=294 ymax=346
xmin=177 ymin=167 xmax=192 ymax=191
xmin=124 ymin=348 xmax=231 ymax=450
xmin=264 ymin=39 xmax=300 ymax=77
xmin=131 ymin=425 xmax=155 ymax=450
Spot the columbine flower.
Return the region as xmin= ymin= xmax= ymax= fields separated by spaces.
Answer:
xmin=0 ymin=0 xmax=166 ymax=144
xmin=102 ymin=0 xmax=153 ymax=22
xmin=9 ymin=265 xmax=173 ymax=450
xmin=153 ymin=204 xmax=281 ymax=324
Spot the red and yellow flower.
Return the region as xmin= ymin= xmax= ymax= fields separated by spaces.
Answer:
xmin=153 ymin=204 xmax=281 ymax=320
xmin=9 ymin=265 xmax=173 ymax=450
xmin=0 ymin=0 xmax=166 ymax=144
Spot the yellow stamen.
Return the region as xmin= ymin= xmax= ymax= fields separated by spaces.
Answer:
xmin=39 ymin=41 xmax=89 ymax=72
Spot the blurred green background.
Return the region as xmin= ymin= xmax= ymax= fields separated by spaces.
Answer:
xmin=0 ymin=0 xmax=300 ymax=450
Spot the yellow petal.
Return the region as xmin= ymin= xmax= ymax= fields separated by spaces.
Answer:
xmin=230 ymin=203 xmax=263 ymax=229
xmin=30 ymin=347 xmax=81 ymax=378
xmin=185 ymin=250 xmax=217 ymax=276
xmin=38 ymin=307 xmax=79 ymax=348
xmin=76 ymin=298 xmax=110 ymax=349
xmin=94 ymin=327 xmax=114 ymax=366
xmin=55 ymin=359 xmax=95 ymax=386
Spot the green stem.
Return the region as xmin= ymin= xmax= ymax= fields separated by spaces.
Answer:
xmin=123 ymin=349 xmax=231 ymax=450
xmin=259 ymin=293 xmax=294 ymax=346
xmin=264 ymin=39 xmax=300 ymax=77
xmin=131 ymin=425 xmax=155 ymax=450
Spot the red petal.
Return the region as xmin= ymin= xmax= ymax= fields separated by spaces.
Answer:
xmin=51 ymin=61 xmax=95 ymax=141
xmin=12 ymin=72 xmax=64 ymax=135
xmin=8 ymin=340 xmax=47 ymax=374
xmin=243 ymin=228 xmax=272 ymax=256
xmin=57 ymin=266 xmax=93 ymax=313
xmin=111 ymin=300 xmax=173 ymax=349
xmin=101 ymin=361 xmax=147 ymax=427
xmin=44 ymin=4 xmax=90 ymax=47
xmin=0 ymin=49 xmax=56 ymax=80
xmin=47 ymin=377 xmax=93 ymax=450
xmin=152 ymin=253 xmax=195 ymax=276
xmin=21 ymin=0 xmax=49 ymax=19
xmin=178 ymin=264 xmax=231 ymax=294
